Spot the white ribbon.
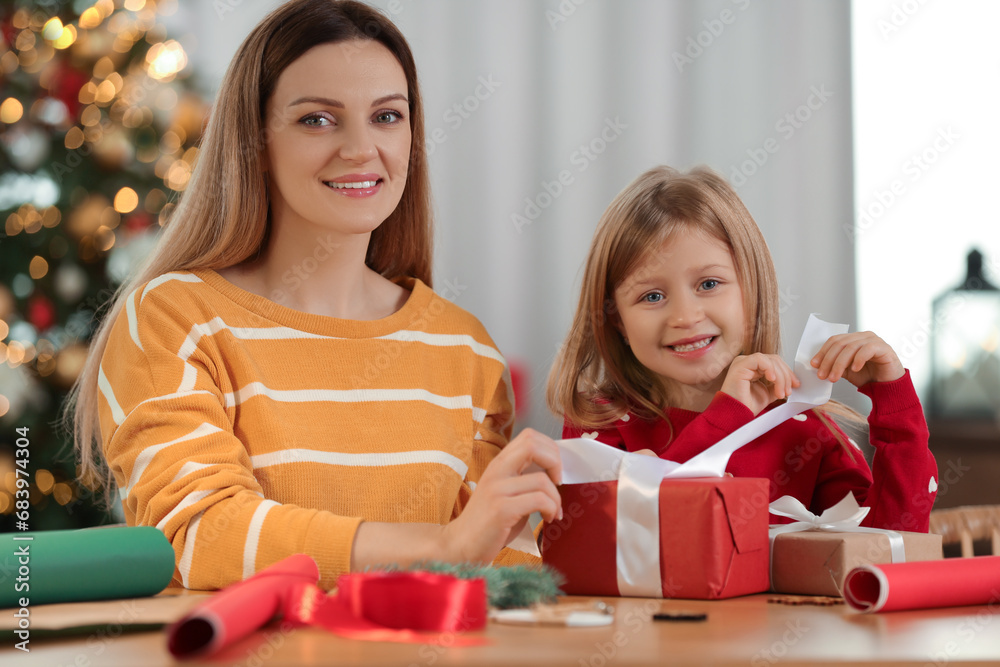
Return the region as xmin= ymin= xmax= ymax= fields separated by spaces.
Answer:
xmin=678 ymin=314 xmax=849 ymax=476
xmin=548 ymin=314 xmax=848 ymax=597
xmin=769 ymin=493 xmax=871 ymax=533
xmin=768 ymin=493 xmax=906 ymax=577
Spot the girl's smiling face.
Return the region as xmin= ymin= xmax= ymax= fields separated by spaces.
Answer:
xmin=613 ymin=227 xmax=747 ymax=403
xmin=263 ymin=39 xmax=411 ymax=240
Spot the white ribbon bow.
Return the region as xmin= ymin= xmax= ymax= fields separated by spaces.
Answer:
xmin=537 ymin=314 xmax=849 ymax=597
xmin=768 ymin=493 xmax=906 ymax=568
xmin=769 ymin=493 xmax=870 ymax=532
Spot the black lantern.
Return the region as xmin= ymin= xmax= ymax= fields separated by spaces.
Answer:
xmin=929 ymin=249 xmax=1000 ymax=419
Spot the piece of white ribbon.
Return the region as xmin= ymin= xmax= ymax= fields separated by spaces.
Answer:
xmin=768 ymin=493 xmax=906 ymax=582
xmin=769 ymin=492 xmax=870 ymax=532
xmin=677 ymin=314 xmax=849 ymax=476
xmin=545 ymin=314 xmax=848 ymax=597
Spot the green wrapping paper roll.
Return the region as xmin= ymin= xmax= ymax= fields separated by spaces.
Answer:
xmin=0 ymin=526 xmax=175 ymax=608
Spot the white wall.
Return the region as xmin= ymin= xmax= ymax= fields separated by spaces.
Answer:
xmin=170 ymin=0 xmax=856 ymax=435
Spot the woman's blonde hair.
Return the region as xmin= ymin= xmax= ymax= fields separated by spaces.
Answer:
xmin=548 ymin=165 xmax=862 ymax=440
xmin=67 ymin=0 xmax=432 ymax=502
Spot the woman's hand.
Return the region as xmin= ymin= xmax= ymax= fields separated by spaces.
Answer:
xmin=721 ymin=353 xmax=800 ymax=416
xmin=811 ymin=331 xmax=904 ymax=387
xmin=442 ymin=428 xmax=562 ymax=564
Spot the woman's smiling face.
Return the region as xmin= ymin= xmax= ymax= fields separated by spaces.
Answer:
xmin=263 ymin=39 xmax=411 ymax=239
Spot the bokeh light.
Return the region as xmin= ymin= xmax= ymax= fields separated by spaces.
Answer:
xmin=29 ymin=256 xmax=49 ymax=279
xmin=114 ymin=186 xmax=139 ymax=213
xmin=146 ymin=40 xmax=187 ymax=80
xmin=0 ymin=98 xmax=24 ymax=124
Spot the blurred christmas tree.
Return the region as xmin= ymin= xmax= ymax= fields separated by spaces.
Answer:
xmin=0 ymin=0 xmax=206 ymax=530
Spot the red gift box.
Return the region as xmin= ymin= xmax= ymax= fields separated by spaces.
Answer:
xmin=541 ymin=476 xmax=770 ymax=599
xmin=540 ymin=318 xmax=847 ymax=600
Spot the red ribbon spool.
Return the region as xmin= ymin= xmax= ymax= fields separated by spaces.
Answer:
xmin=337 ymin=571 xmax=487 ymax=632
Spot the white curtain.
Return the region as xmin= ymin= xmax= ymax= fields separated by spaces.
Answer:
xmin=175 ymin=0 xmax=856 ymax=434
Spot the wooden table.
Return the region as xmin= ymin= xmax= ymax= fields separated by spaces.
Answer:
xmin=5 ymin=593 xmax=1000 ymax=666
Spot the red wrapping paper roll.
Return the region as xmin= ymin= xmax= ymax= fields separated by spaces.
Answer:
xmin=167 ymin=553 xmax=319 ymax=658
xmin=168 ymin=555 xmax=490 ymax=658
xmin=844 ymin=555 xmax=1000 ymax=613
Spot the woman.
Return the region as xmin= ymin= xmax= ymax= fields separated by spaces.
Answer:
xmin=69 ymin=0 xmax=561 ymax=591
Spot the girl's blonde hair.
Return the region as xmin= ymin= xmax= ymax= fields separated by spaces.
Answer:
xmin=548 ymin=165 xmax=862 ymax=440
xmin=67 ymin=0 xmax=432 ymax=502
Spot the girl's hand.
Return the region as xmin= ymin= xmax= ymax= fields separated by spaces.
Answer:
xmin=721 ymin=353 xmax=800 ymax=416
xmin=442 ymin=428 xmax=562 ymax=563
xmin=811 ymin=331 xmax=904 ymax=387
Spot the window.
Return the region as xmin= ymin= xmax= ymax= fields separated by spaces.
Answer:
xmin=852 ymin=0 xmax=1000 ymax=399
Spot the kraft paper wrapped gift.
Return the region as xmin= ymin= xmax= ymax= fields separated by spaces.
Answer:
xmin=768 ymin=494 xmax=943 ymax=597
xmin=541 ymin=473 xmax=771 ymax=600
xmin=770 ymin=531 xmax=943 ymax=596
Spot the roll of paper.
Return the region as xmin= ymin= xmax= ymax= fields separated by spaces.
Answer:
xmin=0 ymin=526 xmax=175 ymax=608
xmin=169 ymin=556 xmax=491 ymax=658
xmin=844 ymin=555 xmax=1000 ymax=613
xmin=167 ymin=553 xmax=319 ymax=658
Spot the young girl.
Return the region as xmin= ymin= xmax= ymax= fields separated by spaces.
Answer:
xmin=68 ymin=0 xmax=562 ymax=591
xmin=548 ymin=165 xmax=937 ymax=531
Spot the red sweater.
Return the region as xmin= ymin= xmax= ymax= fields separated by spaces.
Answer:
xmin=563 ymin=371 xmax=937 ymax=532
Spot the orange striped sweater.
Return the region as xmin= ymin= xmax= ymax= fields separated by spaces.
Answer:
xmin=97 ymin=269 xmax=533 ymax=590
